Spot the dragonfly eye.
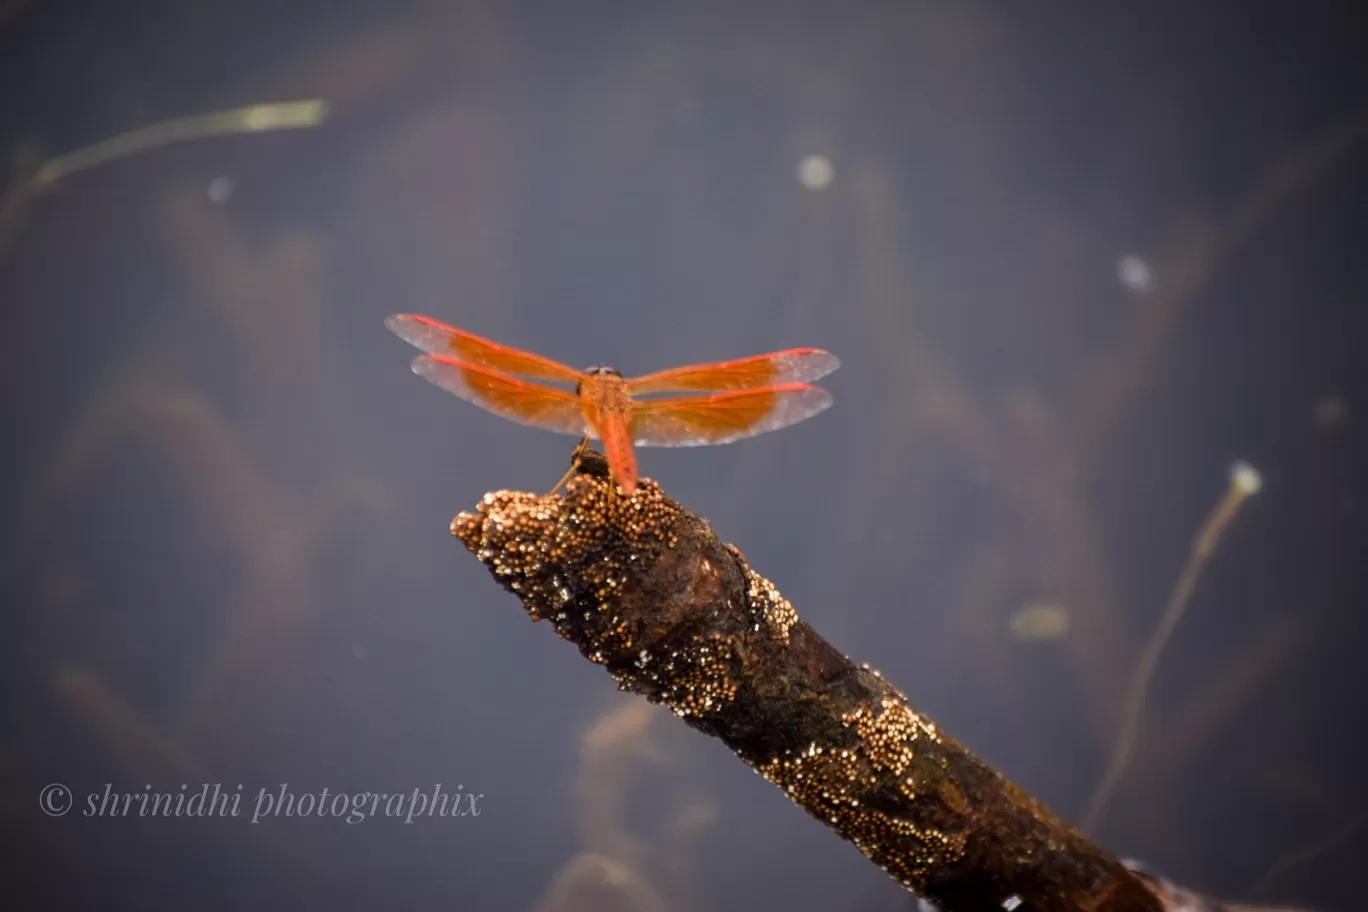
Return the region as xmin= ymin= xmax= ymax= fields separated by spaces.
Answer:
xmin=583 ymin=365 xmax=622 ymax=378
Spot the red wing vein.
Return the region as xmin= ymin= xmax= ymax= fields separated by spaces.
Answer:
xmin=627 ymin=349 xmax=840 ymax=395
xmin=631 ymin=384 xmax=833 ymax=447
xmin=412 ymin=355 xmax=588 ymax=437
xmin=388 ymin=314 xmax=583 ymax=383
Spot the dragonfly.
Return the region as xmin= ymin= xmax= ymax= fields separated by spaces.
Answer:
xmin=385 ymin=314 xmax=841 ymax=496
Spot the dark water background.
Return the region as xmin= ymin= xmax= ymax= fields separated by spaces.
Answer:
xmin=2 ymin=2 xmax=1365 ymax=910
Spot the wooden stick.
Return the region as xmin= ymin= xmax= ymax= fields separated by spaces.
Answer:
xmin=451 ymin=452 xmax=1161 ymax=911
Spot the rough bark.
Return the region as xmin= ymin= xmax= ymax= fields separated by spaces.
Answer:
xmin=450 ymin=454 xmax=1163 ymax=911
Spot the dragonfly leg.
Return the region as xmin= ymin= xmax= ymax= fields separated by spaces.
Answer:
xmin=548 ymin=436 xmax=590 ymax=495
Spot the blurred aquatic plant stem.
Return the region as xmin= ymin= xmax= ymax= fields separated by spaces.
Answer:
xmin=0 ymin=99 xmax=329 ymax=253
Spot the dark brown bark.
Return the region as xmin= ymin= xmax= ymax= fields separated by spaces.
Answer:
xmin=450 ymin=454 xmax=1164 ymax=911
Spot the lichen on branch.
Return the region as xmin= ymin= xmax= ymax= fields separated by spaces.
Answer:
xmin=451 ymin=454 xmax=1161 ymax=912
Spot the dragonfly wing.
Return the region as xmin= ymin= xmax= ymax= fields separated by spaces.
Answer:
xmin=626 ymin=348 xmax=840 ymax=395
xmin=412 ymin=355 xmax=589 ymax=437
xmin=388 ymin=314 xmax=584 ymax=383
xmin=630 ymin=383 xmax=833 ymax=447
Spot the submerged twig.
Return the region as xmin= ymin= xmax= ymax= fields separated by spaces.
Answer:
xmin=32 ymin=99 xmax=329 ymax=187
xmin=0 ymin=99 xmax=329 ymax=252
xmin=1083 ymin=462 xmax=1264 ymax=834
xmin=452 ymin=453 xmax=1161 ymax=911
xmin=1247 ymin=812 xmax=1364 ymax=901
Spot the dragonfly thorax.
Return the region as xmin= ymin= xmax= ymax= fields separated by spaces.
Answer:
xmin=576 ymin=365 xmax=623 ymax=396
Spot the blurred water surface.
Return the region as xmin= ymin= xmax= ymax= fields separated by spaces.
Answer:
xmin=2 ymin=2 xmax=1365 ymax=910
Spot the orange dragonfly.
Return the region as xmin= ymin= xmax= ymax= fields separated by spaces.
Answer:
xmin=385 ymin=314 xmax=840 ymax=496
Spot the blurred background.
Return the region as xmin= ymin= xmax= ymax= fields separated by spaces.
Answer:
xmin=2 ymin=1 xmax=1365 ymax=910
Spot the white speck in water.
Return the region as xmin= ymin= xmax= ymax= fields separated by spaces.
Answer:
xmin=1229 ymin=460 xmax=1262 ymax=496
xmin=797 ymin=154 xmax=835 ymax=190
xmin=1117 ymin=254 xmax=1154 ymax=294
xmin=1003 ymin=896 xmax=1022 ymax=911
xmin=207 ymin=176 xmax=234 ymax=204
